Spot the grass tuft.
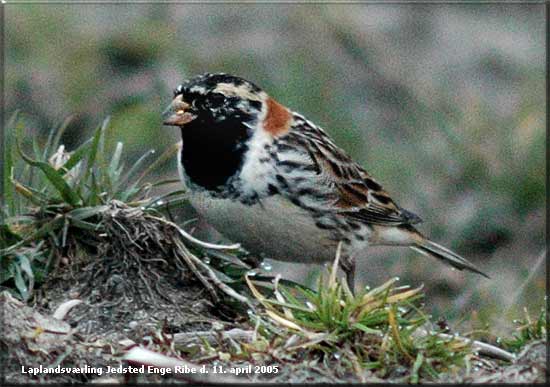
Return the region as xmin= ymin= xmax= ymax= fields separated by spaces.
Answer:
xmin=501 ymin=307 xmax=547 ymax=353
xmin=1 ymin=115 xmax=179 ymax=300
xmin=245 ymin=259 xmax=473 ymax=381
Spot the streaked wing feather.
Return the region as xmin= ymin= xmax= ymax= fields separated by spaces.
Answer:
xmin=275 ymin=116 xmax=422 ymax=226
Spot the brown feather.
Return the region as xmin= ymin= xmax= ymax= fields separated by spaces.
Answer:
xmin=277 ymin=116 xmax=421 ymax=226
xmin=264 ymin=97 xmax=292 ymax=137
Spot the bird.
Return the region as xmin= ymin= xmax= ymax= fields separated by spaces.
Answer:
xmin=162 ymin=73 xmax=488 ymax=291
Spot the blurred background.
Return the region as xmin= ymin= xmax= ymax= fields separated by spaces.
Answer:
xmin=5 ymin=3 xmax=545 ymax=335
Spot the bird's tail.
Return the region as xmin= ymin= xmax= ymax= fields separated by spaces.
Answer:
xmin=410 ymin=238 xmax=489 ymax=278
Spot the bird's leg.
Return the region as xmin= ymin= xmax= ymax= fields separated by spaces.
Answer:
xmin=340 ymin=255 xmax=356 ymax=295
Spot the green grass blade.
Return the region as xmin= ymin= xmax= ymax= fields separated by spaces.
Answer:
xmin=133 ymin=141 xmax=180 ymax=187
xmin=13 ymin=264 xmax=30 ymax=300
xmin=68 ymin=217 xmax=102 ymax=232
xmin=86 ymin=171 xmax=101 ymax=205
xmin=32 ymin=137 xmax=43 ymax=162
xmin=118 ymin=149 xmax=155 ymax=188
xmin=62 ymin=138 xmax=92 ymax=174
xmin=68 ymin=205 xmax=108 ymax=220
xmin=17 ymin=140 xmax=83 ymax=207
xmin=352 ymin=322 xmax=383 ymax=335
xmin=16 ymin=252 xmax=34 ymax=295
xmin=98 ymin=117 xmax=109 ymax=168
xmin=410 ymin=351 xmax=424 ymax=384
xmin=12 ymin=179 xmax=50 ymax=206
xmin=82 ymin=122 xmax=104 ymax=187
xmin=3 ymin=130 xmax=14 ymax=215
xmin=109 ymin=142 xmax=124 ymax=175
xmin=150 ymin=178 xmax=182 ymax=188
xmin=108 ymin=142 xmax=124 ymax=194
xmin=3 ymin=113 xmax=20 ymax=215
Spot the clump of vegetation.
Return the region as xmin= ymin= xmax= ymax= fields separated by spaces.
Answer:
xmin=501 ymin=307 xmax=546 ymax=353
xmin=1 ymin=115 xmax=171 ymax=299
xmin=244 ymin=253 xmax=474 ymax=382
xmin=0 ymin=115 xmax=249 ymax=306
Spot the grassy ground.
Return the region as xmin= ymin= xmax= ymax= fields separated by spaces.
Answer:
xmin=1 ymin=118 xmax=546 ymax=384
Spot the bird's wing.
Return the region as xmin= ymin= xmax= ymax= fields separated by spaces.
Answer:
xmin=272 ymin=116 xmax=422 ymax=226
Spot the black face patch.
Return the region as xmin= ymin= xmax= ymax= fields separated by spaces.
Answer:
xmin=180 ymin=113 xmax=251 ymax=192
xmin=173 ymin=74 xmax=265 ymax=192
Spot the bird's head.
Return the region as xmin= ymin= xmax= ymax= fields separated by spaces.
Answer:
xmin=163 ymin=73 xmax=292 ymax=137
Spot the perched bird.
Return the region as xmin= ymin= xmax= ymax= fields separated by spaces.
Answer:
xmin=163 ymin=73 xmax=488 ymax=290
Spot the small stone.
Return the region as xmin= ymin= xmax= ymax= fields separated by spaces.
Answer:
xmin=118 ymin=338 xmax=136 ymax=348
xmin=212 ymin=321 xmax=224 ymax=331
